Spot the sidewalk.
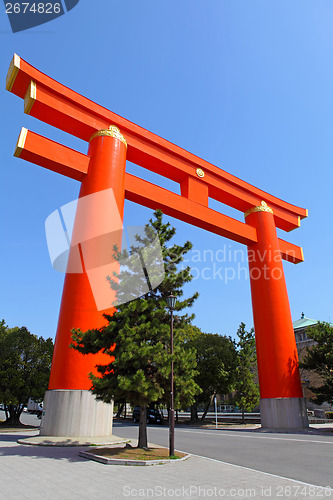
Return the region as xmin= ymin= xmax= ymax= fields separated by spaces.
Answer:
xmin=1 ymin=427 xmax=332 ymax=499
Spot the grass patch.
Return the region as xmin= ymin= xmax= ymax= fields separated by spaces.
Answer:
xmin=89 ymin=446 xmax=185 ymax=461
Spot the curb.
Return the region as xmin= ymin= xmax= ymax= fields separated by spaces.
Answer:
xmin=79 ymin=449 xmax=191 ymax=466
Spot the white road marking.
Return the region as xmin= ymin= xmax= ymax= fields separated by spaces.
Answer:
xmin=176 ymin=428 xmax=333 ymax=444
xmin=184 ymin=451 xmax=333 ymax=491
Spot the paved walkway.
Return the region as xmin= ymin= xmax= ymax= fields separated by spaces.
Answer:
xmin=0 ymin=427 xmax=332 ymax=500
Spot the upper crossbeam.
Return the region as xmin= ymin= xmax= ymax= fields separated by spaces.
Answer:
xmin=6 ymin=54 xmax=307 ymax=234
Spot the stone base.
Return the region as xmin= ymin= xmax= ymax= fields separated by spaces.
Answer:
xmin=39 ymin=390 xmax=113 ymax=438
xmin=260 ymin=397 xmax=309 ymax=429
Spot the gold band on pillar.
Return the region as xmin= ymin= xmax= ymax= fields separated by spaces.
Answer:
xmin=244 ymin=200 xmax=273 ymax=218
xmin=89 ymin=125 xmax=127 ymax=148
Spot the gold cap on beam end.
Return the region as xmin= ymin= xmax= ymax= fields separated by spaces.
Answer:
xmin=24 ymin=81 xmax=36 ymax=115
xmin=244 ymin=200 xmax=273 ymax=218
xmin=6 ymin=54 xmax=20 ymax=92
xmin=300 ymin=247 xmax=304 ymax=263
xmin=14 ymin=127 xmax=28 ymax=158
xmin=89 ymin=125 xmax=127 ymax=147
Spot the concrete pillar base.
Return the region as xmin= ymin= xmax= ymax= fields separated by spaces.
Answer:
xmin=260 ymin=397 xmax=309 ymax=429
xmin=39 ymin=390 xmax=113 ymax=438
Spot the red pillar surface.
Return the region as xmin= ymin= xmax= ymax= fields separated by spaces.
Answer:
xmin=48 ymin=127 xmax=127 ymax=390
xmin=245 ymin=202 xmax=303 ymax=400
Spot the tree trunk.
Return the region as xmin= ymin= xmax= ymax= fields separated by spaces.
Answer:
xmin=116 ymin=402 xmax=125 ymax=418
xmin=138 ymin=406 xmax=148 ymax=448
xmin=6 ymin=414 xmax=21 ymax=425
xmin=5 ymin=404 xmax=22 ymax=425
xmin=190 ymin=404 xmax=198 ymax=421
xmin=242 ymin=406 xmax=245 ymax=424
xmin=201 ymin=395 xmax=214 ymax=422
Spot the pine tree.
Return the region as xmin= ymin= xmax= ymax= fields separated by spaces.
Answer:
xmin=71 ymin=210 xmax=200 ymax=448
xmin=233 ymin=323 xmax=260 ymax=423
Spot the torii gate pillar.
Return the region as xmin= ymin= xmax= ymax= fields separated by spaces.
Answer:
xmin=40 ymin=129 xmax=127 ymax=438
xmin=246 ymin=203 xmax=308 ymax=428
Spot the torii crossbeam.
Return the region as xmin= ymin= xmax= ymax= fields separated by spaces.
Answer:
xmin=7 ymin=54 xmax=308 ymax=437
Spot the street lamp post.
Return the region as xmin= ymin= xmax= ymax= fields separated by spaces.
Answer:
xmin=166 ymin=294 xmax=176 ymax=457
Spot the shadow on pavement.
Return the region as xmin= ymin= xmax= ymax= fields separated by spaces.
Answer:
xmin=0 ymin=433 xmax=88 ymax=462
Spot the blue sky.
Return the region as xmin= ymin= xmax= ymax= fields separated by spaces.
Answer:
xmin=1 ymin=1 xmax=333 ymax=341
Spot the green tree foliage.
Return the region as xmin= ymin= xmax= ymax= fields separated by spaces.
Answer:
xmin=233 ymin=323 xmax=260 ymax=423
xmin=0 ymin=320 xmax=54 ymax=425
xmin=299 ymin=322 xmax=333 ymax=405
xmin=71 ymin=210 xmax=200 ymax=447
xmin=186 ymin=328 xmax=238 ymax=421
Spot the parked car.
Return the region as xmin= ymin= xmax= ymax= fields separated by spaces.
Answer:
xmin=132 ymin=406 xmax=163 ymax=424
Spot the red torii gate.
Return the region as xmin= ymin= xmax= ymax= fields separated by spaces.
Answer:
xmin=6 ymin=54 xmax=308 ymax=437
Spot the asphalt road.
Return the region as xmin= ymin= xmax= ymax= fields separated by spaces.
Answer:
xmin=113 ymin=420 xmax=333 ymax=488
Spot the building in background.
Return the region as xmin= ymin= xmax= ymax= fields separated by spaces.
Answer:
xmin=294 ymin=313 xmax=333 ymax=413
